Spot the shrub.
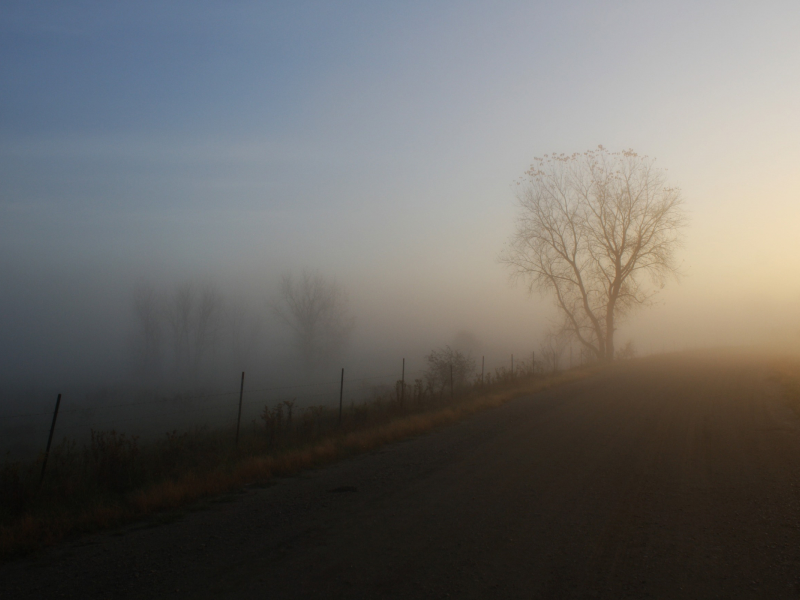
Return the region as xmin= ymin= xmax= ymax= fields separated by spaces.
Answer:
xmin=423 ymin=346 xmax=476 ymax=398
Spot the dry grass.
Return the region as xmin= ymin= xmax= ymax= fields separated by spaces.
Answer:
xmin=0 ymin=366 xmax=596 ymax=559
xmin=769 ymin=357 xmax=800 ymax=416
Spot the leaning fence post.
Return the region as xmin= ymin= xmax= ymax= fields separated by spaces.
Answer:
xmin=338 ymin=368 xmax=345 ymax=425
xmin=40 ymin=393 xmax=62 ymax=484
xmin=235 ymin=371 xmax=245 ymax=446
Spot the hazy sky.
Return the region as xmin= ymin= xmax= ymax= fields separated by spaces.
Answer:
xmin=2 ymin=1 xmax=800 ymax=383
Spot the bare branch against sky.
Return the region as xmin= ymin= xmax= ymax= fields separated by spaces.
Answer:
xmin=1 ymin=2 xmax=800 ymax=391
xmin=502 ymin=148 xmax=687 ymax=361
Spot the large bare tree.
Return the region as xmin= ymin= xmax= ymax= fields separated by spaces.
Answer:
xmin=502 ymin=147 xmax=687 ymax=361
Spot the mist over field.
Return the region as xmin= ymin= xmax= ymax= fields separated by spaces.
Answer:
xmin=2 ymin=1 xmax=800 ymax=456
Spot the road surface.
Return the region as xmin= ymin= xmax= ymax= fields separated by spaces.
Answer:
xmin=4 ymin=352 xmax=800 ymax=598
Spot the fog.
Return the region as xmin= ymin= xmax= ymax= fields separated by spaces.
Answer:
xmin=2 ymin=2 xmax=800 ymax=455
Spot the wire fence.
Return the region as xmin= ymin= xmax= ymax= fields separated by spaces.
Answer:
xmin=0 ymin=353 xmax=541 ymax=461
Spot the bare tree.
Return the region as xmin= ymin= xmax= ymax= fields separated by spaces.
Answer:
xmin=226 ymin=298 xmax=262 ymax=370
xmin=132 ymin=284 xmax=163 ymax=376
xmin=165 ymin=283 xmax=223 ymax=375
xmin=274 ymin=271 xmax=354 ymax=368
xmin=502 ymin=147 xmax=687 ymax=361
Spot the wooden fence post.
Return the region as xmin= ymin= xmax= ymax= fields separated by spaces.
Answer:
xmin=40 ymin=393 xmax=62 ymax=484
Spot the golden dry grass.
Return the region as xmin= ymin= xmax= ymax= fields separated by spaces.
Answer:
xmin=0 ymin=367 xmax=596 ymax=559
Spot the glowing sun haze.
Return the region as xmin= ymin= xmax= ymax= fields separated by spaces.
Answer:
xmin=1 ymin=1 xmax=800 ymax=386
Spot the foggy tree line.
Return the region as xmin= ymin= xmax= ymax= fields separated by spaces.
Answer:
xmin=273 ymin=271 xmax=355 ymax=369
xmin=130 ymin=271 xmax=353 ymax=380
xmin=131 ymin=283 xmax=251 ymax=379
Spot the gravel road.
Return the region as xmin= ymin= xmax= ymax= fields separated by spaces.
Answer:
xmin=4 ymin=352 xmax=800 ymax=599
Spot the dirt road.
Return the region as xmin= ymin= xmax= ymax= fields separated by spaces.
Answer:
xmin=4 ymin=352 xmax=800 ymax=599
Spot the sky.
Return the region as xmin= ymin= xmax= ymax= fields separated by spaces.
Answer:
xmin=2 ymin=0 xmax=800 ymax=389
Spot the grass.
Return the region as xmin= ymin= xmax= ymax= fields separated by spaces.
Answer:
xmin=0 ymin=365 xmax=598 ymax=560
xmin=769 ymin=357 xmax=800 ymax=416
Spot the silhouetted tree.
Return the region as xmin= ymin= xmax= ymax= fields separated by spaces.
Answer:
xmin=226 ymin=298 xmax=262 ymax=370
xmin=165 ymin=283 xmax=223 ymax=375
xmin=502 ymin=147 xmax=687 ymax=361
xmin=132 ymin=284 xmax=163 ymax=376
xmin=274 ymin=271 xmax=354 ymax=368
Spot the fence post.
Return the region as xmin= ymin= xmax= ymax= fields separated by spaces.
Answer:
xmin=401 ymin=358 xmax=405 ymax=407
xmin=40 ymin=393 xmax=62 ymax=484
xmin=338 ymin=368 xmax=344 ymax=425
xmin=235 ymin=371 xmax=245 ymax=446
xmin=481 ymin=355 xmax=485 ymax=386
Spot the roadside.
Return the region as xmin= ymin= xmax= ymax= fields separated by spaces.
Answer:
xmin=5 ymin=352 xmax=800 ymax=598
xmin=0 ymin=366 xmax=596 ymax=559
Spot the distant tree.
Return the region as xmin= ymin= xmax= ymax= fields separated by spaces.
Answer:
xmin=423 ymin=346 xmax=475 ymax=396
xmin=616 ymin=340 xmax=637 ymax=360
xmin=131 ymin=281 xmax=231 ymax=379
xmin=164 ymin=283 xmax=223 ymax=375
xmin=452 ymin=330 xmax=481 ymax=355
xmin=226 ymin=298 xmax=262 ymax=370
xmin=274 ymin=271 xmax=354 ymax=368
xmin=132 ymin=284 xmax=163 ymax=376
xmin=502 ymin=147 xmax=687 ymax=361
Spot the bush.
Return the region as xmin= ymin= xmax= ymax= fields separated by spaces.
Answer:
xmin=423 ymin=346 xmax=476 ymax=398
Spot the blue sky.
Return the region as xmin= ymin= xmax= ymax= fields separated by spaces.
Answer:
xmin=2 ymin=1 xmax=800 ymax=382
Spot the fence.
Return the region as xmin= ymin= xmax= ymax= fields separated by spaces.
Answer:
xmin=0 ymin=352 xmax=550 ymax=464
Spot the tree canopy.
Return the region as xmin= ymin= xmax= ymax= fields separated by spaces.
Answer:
xmin=502 ymin=147 xmax=687 ymax=361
